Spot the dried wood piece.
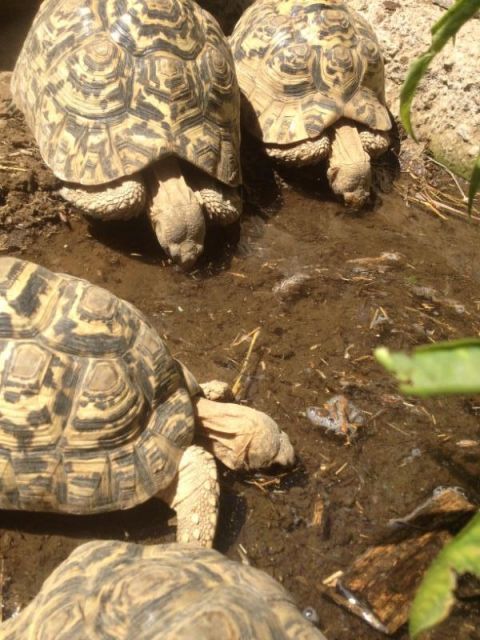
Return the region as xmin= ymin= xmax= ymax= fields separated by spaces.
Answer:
xmin=232 ymin=327 xmax=261 ymax=401
xmin=311 ymin=497 xmax=325 ymax=527
xmin=323 ymin=487 xmax=477 ymax=635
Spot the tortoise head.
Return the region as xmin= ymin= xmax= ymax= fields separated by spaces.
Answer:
xmin=327 ymin=162 xmax=372 ymax=211
xmin=194 ymin=397 xmax=295 ymax=471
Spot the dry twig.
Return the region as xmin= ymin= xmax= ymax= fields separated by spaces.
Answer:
xmin=232 ymin=327 xmax=261 ymax=399
xmin=395 ymin=162 xmax=480 ymax=221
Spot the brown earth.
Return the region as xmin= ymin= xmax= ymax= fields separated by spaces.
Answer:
xmin=1 ymin=2 xmax=480 ymax=639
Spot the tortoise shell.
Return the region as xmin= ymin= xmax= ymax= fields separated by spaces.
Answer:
xmin=11 ymin=0 xmax=241 ymax=187
xmin=230 ymin=0 xmax=392 ymax=144
xmin=0 ymin=540 xmax=327 ymax=639
xmin=0 ymin=257 xmax=194 ymax=513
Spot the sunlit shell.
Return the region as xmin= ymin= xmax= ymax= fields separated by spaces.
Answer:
xmin=0 ymin=257 xmax=194 ymax=514
xmin=231 ymin=0 xmax=391 ymax=144
xmin=11 ymin=0 xmax=241 ymax=186
xmin=0 ymin=541 xmax=327 ymax=639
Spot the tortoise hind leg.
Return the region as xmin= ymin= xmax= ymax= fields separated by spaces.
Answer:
xmin=157 ymin=444 xmax=219 ymax=547
xmin=60 ymin=174 xmax=147 ymax=220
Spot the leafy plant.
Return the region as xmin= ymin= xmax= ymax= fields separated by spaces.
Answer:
xmin=377 ymin=4 xmax=480 ymax=634
xmin=376 ymin=339 xmax=480 ymax=396
xmin=400 ymin=0 xmax=480 ymax=212
xmin=376 ymin=340 xmax=480 ymax=637
xmin=408 ymin=511 xmax=480 ymax=638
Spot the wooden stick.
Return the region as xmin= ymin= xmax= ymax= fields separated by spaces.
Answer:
xmin=232 ymin=327 xmax=261 ymax=398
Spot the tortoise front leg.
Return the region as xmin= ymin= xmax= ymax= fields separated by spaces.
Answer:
xmin=60 ymin=173 xmax=147 ymax=220
xmin=265 ymin=135 xmax=330 ymax=166
xmin=189 ymin=175 xmax=242 ymax=226
xmin=157 ymin=444 xmax=219 ymax=547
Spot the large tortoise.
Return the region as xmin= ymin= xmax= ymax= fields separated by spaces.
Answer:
xmin=230 ymin=0 xmax=393 ymax=208
xmin=11 ymin=0 xmax=242 ymax=269
xmin=0 ymin=257 xmax=294 ymax=546
xmin=0 ymin=540 xmax=327 ymax=639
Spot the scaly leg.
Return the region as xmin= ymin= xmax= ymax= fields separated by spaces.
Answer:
xmin=157 ymin=444 xmax=219 ymax=547
xmin=187 ymin=170 xmax=242 ymax=226
xmin=60 ymin=174 xmax=146 ymax=220
xmin=194 ymin=182 xmax=242 ymax=226
xmin=265 ymin=135 xmax=330 ymax=167
xmin=359 ymin=130 xmax=391 ymax=159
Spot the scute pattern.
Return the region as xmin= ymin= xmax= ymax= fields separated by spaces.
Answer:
xmin=0 ymin=541 xmax=327 ymax=639
xmin=0 ymin=257 xmax=61 ymax=339
xmin=0 ymin=258 xmax=193 ymax=514
xmin=11 ymin=0 xmax=241 ymax=187
xmin=230 ymin=0 xmax=391 ymax=144
xmin=39 ymin=280 xmax=137 ymax=357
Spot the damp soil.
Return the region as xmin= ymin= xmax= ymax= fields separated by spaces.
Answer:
xmin=1 ymin=3 xmax=480 ymax=639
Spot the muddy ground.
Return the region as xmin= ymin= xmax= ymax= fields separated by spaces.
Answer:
xmin=1 ymin=3 xmax=480 ymax=639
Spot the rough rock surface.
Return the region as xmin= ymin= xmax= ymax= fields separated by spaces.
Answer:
xmin=349 ymin=0 xmax=480 ymax=179
xmin=211 ymin=0 xmax=479 ymax=178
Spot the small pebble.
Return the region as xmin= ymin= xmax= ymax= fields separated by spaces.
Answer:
xmin=302 ymin=606 xmax=320 ymax=625
xmin=401 ymin=447 xmax=422 ymax=465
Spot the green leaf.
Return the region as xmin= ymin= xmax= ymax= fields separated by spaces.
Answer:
xmin=409 ymin=511 xmax=480 ymax=638
xmin=375 ymin=339 xmax=480 ymax=396
xmin=468 ymin=151 xmax=480 ymax=214
xmin=400 ymin=0 xmax=480 ymax=138
xmin=431 ymin=0 xmax=480 ymax=37
xmin=400 ymin=53 xmax=435 ymax=140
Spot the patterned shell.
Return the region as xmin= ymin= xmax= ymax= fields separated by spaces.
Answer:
xmin=0 ymin=257 xmax=194 ymax=514
xmin=11 ymin=0 xmax=241 ymax=187
xmin=230 ymin=0 xmax=392 ymax=144
xmin=0 ymin=540 xmax=327 ymax=639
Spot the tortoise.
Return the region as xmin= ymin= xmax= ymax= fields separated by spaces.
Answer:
xmin=0 ymin=540 xmax=327 ymax=639
xmin=11 ymin=0 xmax=242 ymax=269
xmin=230 ymin=0 xmax=393 ymax=208
xmin=0 ymin=257 xmax=294 ymax=546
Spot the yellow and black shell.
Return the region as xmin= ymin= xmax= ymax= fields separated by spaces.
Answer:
xmin=0 ymin=257 xmax=194 ymax=514
xmin=11 ymin=0 xmax=241 ymax=188
xmin=230 ymin=0 xmax=392 ymax=144
xmin=0 ymin=540 xmax=327 ymax=639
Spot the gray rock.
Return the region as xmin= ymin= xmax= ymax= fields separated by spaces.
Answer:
xmin=349 ymin=0 xmax=480 ymax=179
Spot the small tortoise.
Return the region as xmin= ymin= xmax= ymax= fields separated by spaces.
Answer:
xmin=0 ymin=540 xmax=327 ymax=639
xmin=11 ymin=0 xmax=242 ymax=269
xmin=0 ymin=257 xmax=294 ymax=545
xmin=230 ymin=0 xmax=392 ymax=208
